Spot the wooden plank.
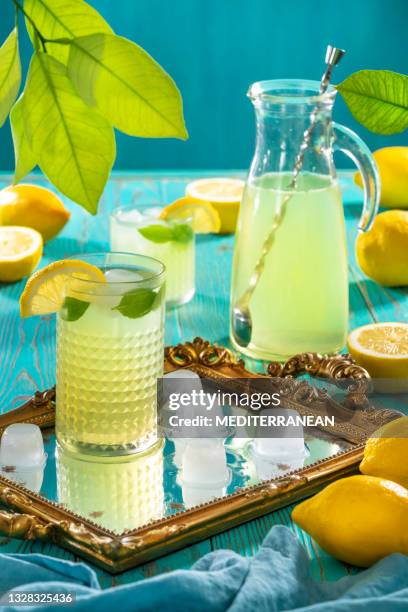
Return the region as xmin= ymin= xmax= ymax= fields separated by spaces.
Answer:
xmin=212 ymin=506 xmax=356 ymax=582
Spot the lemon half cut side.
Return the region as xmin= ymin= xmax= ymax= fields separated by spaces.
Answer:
xmin=347 ymin=322 xmax=408 ymax=392
xmin=186 ymin=177 xmax=244 ymax=233
xmin=0 ymin=226 xmax=43 ymax=283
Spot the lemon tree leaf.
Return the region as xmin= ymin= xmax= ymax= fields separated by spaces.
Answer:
xmin=24 ymin=0 xmax=112 ymax=63
xmin=336 ymin=70 xmax=408 ymax=135
xmin=10 ymin=96 xmax=37 ymax=183
xmin=68 ymin=33 xmax=188 ymax=139
xmin=23 ymin=52 xmax=116 ymax=213
xmin=0 ymin=29 xmax=21 ymax=127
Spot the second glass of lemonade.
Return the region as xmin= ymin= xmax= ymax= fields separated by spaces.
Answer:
xmin=56 ymin=253 xmax=165 ymax=456
xmin=110 ymin=206 xmax=195 ymax=307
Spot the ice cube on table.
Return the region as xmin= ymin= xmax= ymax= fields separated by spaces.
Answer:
xmin=0 ymin=424 xmax=46 ymax=492
xmin=164 ymin=368 xmax=202 ymax=384
xmin=181 ymin=439 xmax=230 ymax=508
xmin=250 ymin=409 xmax=306 ymax=480
xmin=161 ymin=370 xmax=203 ymax=429
xmin=252 ymin=408 xmax=305 ymax=459
xmin=0 ymin=424 xmax=45 ymax=468
xmin=182 ymin=439 xmax=228 ymax=486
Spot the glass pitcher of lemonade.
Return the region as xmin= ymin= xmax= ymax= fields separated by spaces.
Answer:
xmin=230 ymin=80 xmax=380 ymax=361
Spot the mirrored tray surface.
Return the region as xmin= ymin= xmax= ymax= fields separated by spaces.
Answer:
xmin=5 ymin=429 xmax=354 ymax=535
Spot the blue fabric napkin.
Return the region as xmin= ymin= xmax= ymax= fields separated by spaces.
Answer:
xmin=0 ymin=526 xmax=407 ymax=611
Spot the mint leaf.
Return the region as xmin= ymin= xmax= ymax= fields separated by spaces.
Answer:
xmin=60 ymin=297 xmax=90 ymax=322
xmin=171 ymin=223 xmax=194 ymax=244
xmin=113 ymin=286 xmax=163 ymax=319
xmin=336 ymin=70 xmax=408 ymax=135
xmin=138 ymin=224 xmax=174 ymax=243
xmin=139 ymin=222 xmax=194 ymax=244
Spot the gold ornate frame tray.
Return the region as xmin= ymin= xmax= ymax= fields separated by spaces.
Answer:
xmin=0 ymin=338 xmax=401 ymax=574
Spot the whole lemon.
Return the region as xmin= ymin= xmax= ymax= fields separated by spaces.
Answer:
xmin=355 ymin=147 xmax=408 ymax=208
xmin=356 ymin=210 xmax=408 ymax=286
xmin=292 ymin=475 xmax=408 ymax=567
xmin=0 ymin=184 xmax=70 ymax=242
xmin=360 ymin=416 xmax=408 ymax=488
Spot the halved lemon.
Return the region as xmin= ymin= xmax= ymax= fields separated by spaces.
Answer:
xmin=0 ymin=226 xmax=43 ymax=283
xmin=159 ymin=196 xmax=221 ymax=233
xmin=186 ymin=178 xmax=244 ymax=233
xmin=348 ymin=322 xmax=408 ymax=392
xmin=20 ymin=259 xmax=106 ymax=317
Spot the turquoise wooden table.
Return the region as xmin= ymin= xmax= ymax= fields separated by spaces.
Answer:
xmin=0 ymin=171 xmax=407 ymax=589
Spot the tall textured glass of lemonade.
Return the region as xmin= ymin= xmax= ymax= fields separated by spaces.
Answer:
xmin=56 ymin=253 xmax=165 ymax=456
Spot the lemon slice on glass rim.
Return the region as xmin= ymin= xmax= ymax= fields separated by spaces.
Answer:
xmin=20 ymin=259 xmax=106 ymax=317
xmin=159 ymin=196 xmax=221 ymax=233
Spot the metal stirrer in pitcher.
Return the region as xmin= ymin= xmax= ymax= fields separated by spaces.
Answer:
xmin=232 ymin=45 xmax=346 ymax=348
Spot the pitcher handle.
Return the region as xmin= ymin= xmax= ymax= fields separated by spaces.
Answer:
xmin=333 ymin=122 xmax=380 ymax=232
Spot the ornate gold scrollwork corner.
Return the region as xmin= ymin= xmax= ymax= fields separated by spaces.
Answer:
xmin=267 ymin=352 xmax=370 ymax=381
xmin=165 ymin=337 xmax=243 ymax=368
xmin=267 ymin=352 xmax=371 ymax=410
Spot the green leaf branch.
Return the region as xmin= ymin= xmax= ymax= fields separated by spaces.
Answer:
xmin=0 ymin=0 xmax=188 ymax=213
xmin=336 ymin=70 xmax=408 ymax=135
xmin=1 ymin=1 xmax=407 ymax=216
